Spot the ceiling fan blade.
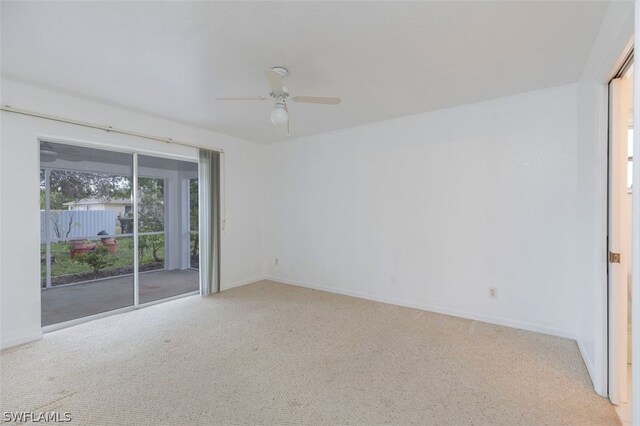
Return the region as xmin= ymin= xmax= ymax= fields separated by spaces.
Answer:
xmin=58 ymin=147 xmax=83 ymax=162
xmin=264 ymin=69 xmax=284 ymax=93
xmin=62 ymin=153 xmax=83 ymax=162
xmin=284 ymin=102 xmax=290 ymax=136
xmin=292 ymin=96 xmax=341 ymax=105
xmin=216 ymin=97 xmax=268 ymax=101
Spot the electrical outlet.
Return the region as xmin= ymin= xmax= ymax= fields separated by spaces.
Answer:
xmin=274 ymin=258 xmax=279 ymax=266
xmin=489 ymin=287 xmax=497 ymax=298
xmin=390 ymin=275 xmax=398 ymax=286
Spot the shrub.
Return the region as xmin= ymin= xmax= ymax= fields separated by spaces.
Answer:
xmin=75 ymin=246 xmax=114 ymax=274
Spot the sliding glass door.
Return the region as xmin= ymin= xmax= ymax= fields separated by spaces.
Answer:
xmin=40 ymin=142 xmax=135 ymax=326
xmin=137 ymin=155 xmax=199 ymax=304
xmin=40 ymin=142 xmax=199 ymax=327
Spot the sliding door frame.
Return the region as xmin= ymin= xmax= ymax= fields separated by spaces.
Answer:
xmin=133 ymin=152 xmax=140 ymax=306
xmin=38 ymin=136 xmax=212 ymax=332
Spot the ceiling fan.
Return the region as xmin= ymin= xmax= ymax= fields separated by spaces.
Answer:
xmin=40 ymin=142 xmax=83 ymax=162
xmin=216 ymin=67 xmax=341 ymax=135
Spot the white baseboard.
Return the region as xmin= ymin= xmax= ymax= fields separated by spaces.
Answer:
xmin=265 ymin=276 xmax=577 ymax=340
xmin=576 ymin=339 xmax=604 ymax=396
xmin=221 ymin=276 xmax=267 ymax=291
xmin=1 ymin=331 xmax=43 ymax=351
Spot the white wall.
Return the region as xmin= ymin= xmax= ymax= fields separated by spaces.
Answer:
xmin=264 ymin=83 xmax=580 ymax=339
xmin=575 ymin=1 xmax=634 ymax=396
xmin=0 ymin=79 xmax=267 ymax=349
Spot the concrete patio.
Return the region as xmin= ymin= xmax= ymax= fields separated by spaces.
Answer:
xmin=41 ymin=269 xmax=199 ymax=326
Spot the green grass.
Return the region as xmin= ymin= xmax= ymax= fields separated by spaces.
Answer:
xmin=42 ymin=236 xmax=165 ymax=278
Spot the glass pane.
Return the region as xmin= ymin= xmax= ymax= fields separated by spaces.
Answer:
xmin=138 ymin=177 xmax=165 ymax=233
xmin=137 ymin=174 xmax=165 ymax=276
xmin=138 ymin=155 xmax=199 ymax=304
xmin=39 ymin=170 xmax=45 ymax=210
xmin=40 ymin=142 xmax=134 ymax=326
xmin=139 ymin=234 xmax=165 ymax=272
xmin=41 ymin=236 xmax=135 ymax=326
xmin=190 ymin=178 xmax=199 ymax=269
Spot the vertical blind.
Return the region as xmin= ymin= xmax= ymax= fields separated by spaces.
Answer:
xmin=198 ymin=149 xmax=221 ymax=295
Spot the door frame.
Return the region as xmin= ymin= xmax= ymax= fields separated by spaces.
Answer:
xmin=607 ymin=62 xmax=633 ymax=406
xmin=38 ymin=137 xmax=202 ymax=332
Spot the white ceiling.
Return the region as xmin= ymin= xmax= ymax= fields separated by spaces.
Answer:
xmin=2 ymin=1 xmax=608 ymax=143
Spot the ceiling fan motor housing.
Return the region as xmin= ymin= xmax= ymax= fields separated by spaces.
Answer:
xmin=271 ymin=67 xmax=288 ymax=78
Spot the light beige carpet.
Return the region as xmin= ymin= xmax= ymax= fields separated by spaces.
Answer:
xmin=0 ymin=280 xmax=620 ymax=425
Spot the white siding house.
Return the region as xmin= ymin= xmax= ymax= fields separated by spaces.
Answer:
xmin=64 ymin=198 xmax=132 ymax=216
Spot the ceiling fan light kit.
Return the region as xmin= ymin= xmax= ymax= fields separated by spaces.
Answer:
xmin=270 ymin=102 xmax=288 ymax=125
xmin=216 ymin=66 xmax=341 ymax=134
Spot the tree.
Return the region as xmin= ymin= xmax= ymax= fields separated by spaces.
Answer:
xmin=190 ymin=179 xmax=199 ymax=261
xmin=138 ymin=177 xmax=164 ymax=232
xmin=148 ymin=235 xmax=164 ymax=263
xmin=49 ymin=210 xmax=76 ymax=239
xmin=40 ymin=170 xmax=132 ymax=210
xmin=40 ymin=169 xmax=132 ymax=240
xmin=137 ymin=178 xmax=165 ymax=263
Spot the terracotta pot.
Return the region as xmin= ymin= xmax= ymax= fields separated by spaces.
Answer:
xmin=69 ymin=239 xmax=87 ymax=249
xmin=69 ymin=240 xmax=96 ymax=258
xmin=71 ymin=246 xmax=90 ymax=258
xmin=103 ymin=239 xmax=118 ymax=254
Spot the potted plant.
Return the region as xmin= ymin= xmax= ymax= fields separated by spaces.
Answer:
xmin=98 ymin=230 xmax=118 ymax=254
xmin=69 ymin=239 xmax=96 ymax=258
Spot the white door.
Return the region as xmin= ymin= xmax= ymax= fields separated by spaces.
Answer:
xmin=609 ymin=76 xmax=633 ymax=405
